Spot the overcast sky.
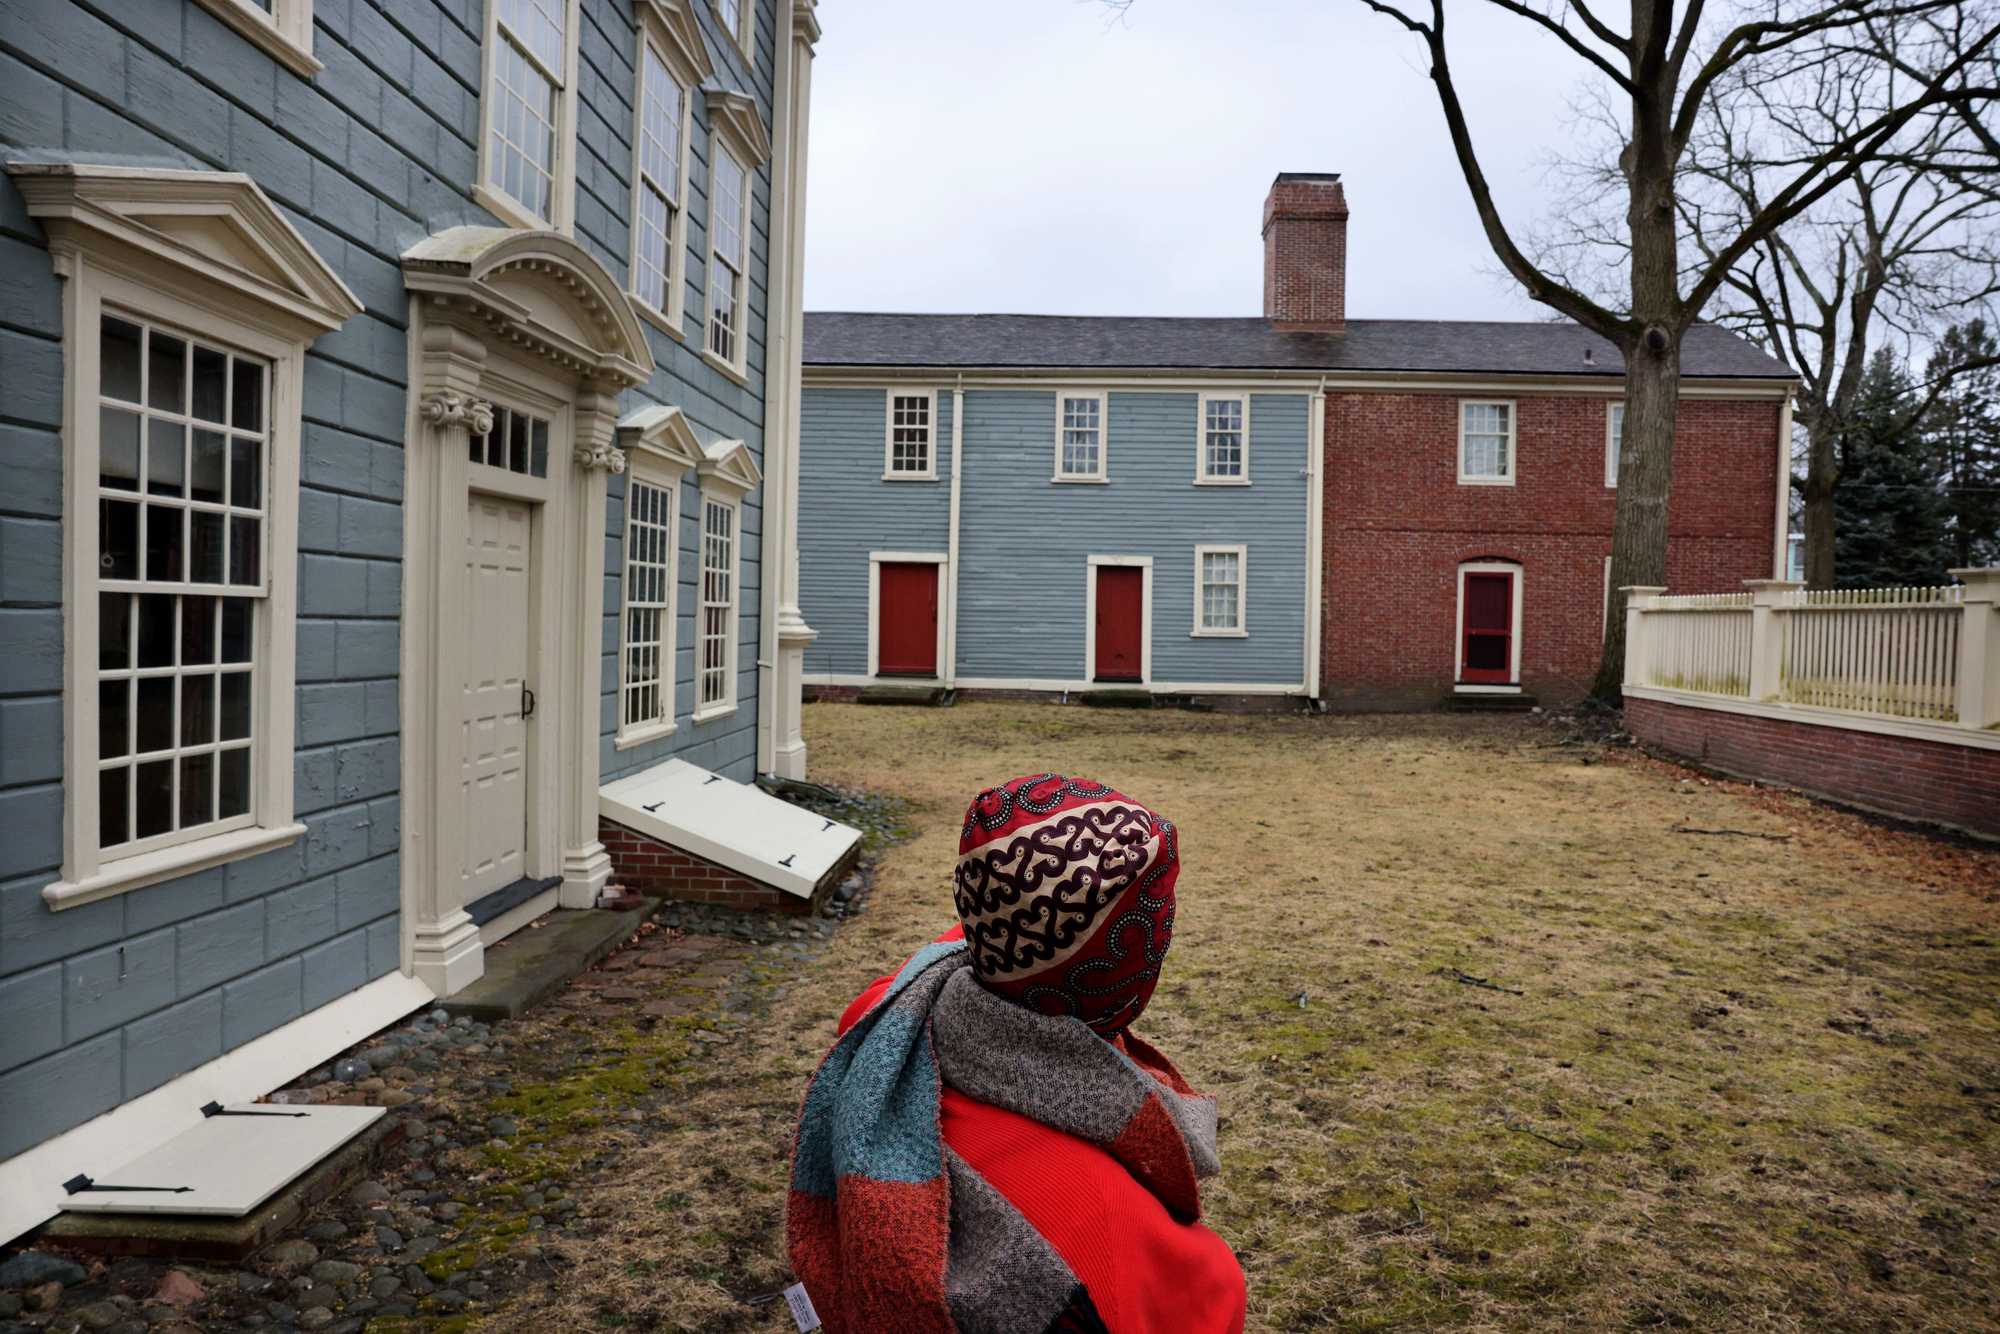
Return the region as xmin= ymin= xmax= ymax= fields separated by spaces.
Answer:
xmin=801 ymin=0 xmax=1609 ymax=323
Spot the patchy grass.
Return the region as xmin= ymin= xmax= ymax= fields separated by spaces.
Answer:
xmin=497 ymin=702 xmax=2000 ymax=1332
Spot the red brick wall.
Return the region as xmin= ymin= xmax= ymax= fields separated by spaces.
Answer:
xmin=598 ymin=817 xmax=815 ymax=916
xmin=1321 ymin=392 xmax=1782 ymax=707
xmin=1263 ymin=175 xmax=1348 ymax=332
xmin=1626 ymin=697 xmax=2000 ymax=838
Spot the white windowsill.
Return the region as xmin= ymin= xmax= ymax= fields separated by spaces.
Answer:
xmin=472 ymin=182 xmax=553 ymax=234
xmin=1193 ymin=477 xmax=1252 ymax=487
xmin=191 ymin=0 xmax=322 ymax=77
xmin=881 ymin=472 xmax=938 ymax=482
xmin=1052 ymin=475 xmax=1109 ymax=485
xmin=631 ymin=298 xmax=686 ymax=343
xmin=615 ymin=720 xmax=680 ymax=751
xmin=1191 ymin=628 xmax=1249 ymax=638
xmin=1457 ymin=474 xmax=1517 ymax=487
xmin=702 ymin=347 xmax=750 ymax=388
xmin=42 ymin=822 xmax=308 ymax=912
xmin=691 ymin=701 xmax=738 ymax=725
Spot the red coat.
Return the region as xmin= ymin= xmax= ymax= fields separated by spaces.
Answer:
xmin=837 ymin=927 xmax=1247 ymax=1334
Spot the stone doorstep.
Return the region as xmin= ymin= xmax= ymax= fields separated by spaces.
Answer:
xmin=438 ymin=896 xmax=663 ymax=1023
xmin=32 ymin=1115 xmax=407 ymax=1264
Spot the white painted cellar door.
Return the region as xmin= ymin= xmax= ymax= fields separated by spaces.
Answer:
xmin=461 ymin=494 xmax=532 ymax=905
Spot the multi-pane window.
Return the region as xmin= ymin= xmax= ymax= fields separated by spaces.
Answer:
xmin=698 ymin=497 xmax=736 ymax=711
xmin=1200 ymin=395 xmax=1246 ymax=481
xmin=1459 ymin=401 xmax=1514 ymax=483
xmin=1606 ymin=401 xmax=1625 ymax=487
xmin=633 ymin=41 xmax=686 ymax=316
xmin=621 ymin=475 xmax=677 ymax=735
xmin=715 ymin=0 xmax=751 ymax=54
xmin=95 ymin=314 xmax=267 ymax=854
xmin=1057 ymin=393 xmax=1105 ymax=480
xmin=1195 ymin=546 xmax=1245 ymax=635
xmin=707 ymin=146 xmax=748 ymax=366
xmin=488 ymin=0 xmax=567 ymax=223
xmin=887 ymin=392 xmax=933 ymax=477
xmin=470 ymin=404 xmax=550 ymax=478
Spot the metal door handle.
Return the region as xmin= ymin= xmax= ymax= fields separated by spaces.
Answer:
xmin=522 ymin=682 xmax=536 ymax=719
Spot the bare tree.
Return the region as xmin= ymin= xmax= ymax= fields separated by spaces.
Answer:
xmin=1545 ymin=11 xmax=2000 ymax=588
xmin=1331 ymin=0 xmax=1999 ymax=695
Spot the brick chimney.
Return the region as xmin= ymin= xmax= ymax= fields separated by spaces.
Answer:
xmin=1262 ymin=173 xmax=1349 ymax=333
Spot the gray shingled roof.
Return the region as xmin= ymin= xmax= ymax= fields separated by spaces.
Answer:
xmin=802 ymin=313 xmax=1794 ymax=380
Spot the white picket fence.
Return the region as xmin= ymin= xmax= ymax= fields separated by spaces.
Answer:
xmin=1625 ymin=570 xmax=2000 ymax=730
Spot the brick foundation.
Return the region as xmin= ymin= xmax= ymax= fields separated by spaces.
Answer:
xmin=598 ymin=817 xmax=835 ymax=915
xmin=1625 ymin=696 xmax=2000 ymax=839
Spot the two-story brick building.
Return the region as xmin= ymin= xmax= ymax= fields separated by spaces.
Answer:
xmin=799 ymin=174 xmax=1795 ymax=707
xmin=0 ymin=0 xmax=834 ymax=1242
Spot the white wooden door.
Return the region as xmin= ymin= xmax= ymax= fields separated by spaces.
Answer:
xmin=460 ymin=494 xmax=532 ymax=906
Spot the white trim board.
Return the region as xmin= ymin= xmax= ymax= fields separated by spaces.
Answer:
xmin=0 ymin=970 xmax=433 ymax=1246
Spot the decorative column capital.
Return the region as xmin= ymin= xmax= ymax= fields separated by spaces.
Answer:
xmin=420 ymin=391 xmax=494 ymax=436
xmin=573 ymin=442 xmax=626 ymax=475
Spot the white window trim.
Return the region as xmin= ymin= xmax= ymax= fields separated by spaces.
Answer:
xmin=192 ymin=0 xmax=321 ymax=78
xmin=475 ymin=0 xmax=582 ymax=234
xmin=1454 ymin=560 xmax=1525 ymax=689
xmin=1605 ymin=400 xmax=1624 ymax=488
xmin=1191 ymin=544 xmax=1249 ymax=637
xmin=703 ymin=142 xmax=752 ymax=383
xmin=883 ymin=388 xmax=938 ymax=480
xmin=626 ymin=3 xmax=707 ymax=341
xmin=1457 ymin=399 xmax=1517 ymax=487
xmin=712 ymin=0 xmax=755 ymax=62
xmin=866 ymin=551 xmax=949 ymax=680
xmin=1054 ymin=391 xmax=1109 ymax=483
xmin=1194 ymin=392 xmax=1251 ymax=486
xmin=691 ymin=483 xmax=744 ymax=723
xmin=8 ymin=164 xmax=363 ymax=911
xmin=1083 ymin=554 xmax=1153 ymax=686
xmin=614 ymin=456 xmax=685 ymax=749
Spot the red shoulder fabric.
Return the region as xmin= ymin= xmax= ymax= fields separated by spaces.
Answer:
xmin=834 ymin=929 xmax=1246 ymax=1334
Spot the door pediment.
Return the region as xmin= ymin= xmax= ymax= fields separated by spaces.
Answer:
xmin=403 ymin=227 xmax=654 ymax=388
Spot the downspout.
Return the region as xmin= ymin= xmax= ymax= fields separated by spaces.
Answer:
xmin=946 ymin=373 xmax=964 ymax=689
xmin=1304 ymin=375 xmax=1327 ymax=701
xmin=1771 ymin=391 xmax=1795 ymax=580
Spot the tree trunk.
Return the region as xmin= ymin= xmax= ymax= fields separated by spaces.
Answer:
xmin=1594 ymin=331 xmax=1682 ymax=699
xmin=1801 ymin=416 xmax=1840 ymax=587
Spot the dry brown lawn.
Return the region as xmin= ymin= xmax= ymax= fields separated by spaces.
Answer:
xmin=504 ymin=701 xmax=2000 ymax=1333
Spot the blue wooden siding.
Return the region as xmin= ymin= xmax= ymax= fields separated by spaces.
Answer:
xmin=798 ymin=386 xmax=1309 ymax=688
xmin=798 ymin=388 xmax=955 ymax=678
xmin=0 ymin=0 xmax=778 ymax=1161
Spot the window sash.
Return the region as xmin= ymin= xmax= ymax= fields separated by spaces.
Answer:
xmin=1196 ymin=548 xmax=1244 ymax=633
xmin=633 ymin=41 xmax=684 ymax=315
xmin=1460 ymin=402 xmax=1513 ymax=479
xmin=698 ymin=497 xmax=736 ymax=707
xmin=706 ymin=147 xmax=748 ymax=365
xmin=1201 ymin=396 xmax=1246 ymax=479
xmin=621 ymin=475 xmax=677 ymax=734
xmin=1606 ymin=402 xmax=1625 ymax=486
xmin=888 ymin=393 xmax=933 ymax=475
xmin=1058 ymin=395 xmax=1103 ymax=478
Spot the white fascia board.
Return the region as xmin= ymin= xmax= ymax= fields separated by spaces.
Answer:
xmin=600 ymin=758 xmax=860 ymax=897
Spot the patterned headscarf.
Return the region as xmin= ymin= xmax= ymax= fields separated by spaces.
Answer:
xmin=952 ymin=774 xmax=1179 ymax=1036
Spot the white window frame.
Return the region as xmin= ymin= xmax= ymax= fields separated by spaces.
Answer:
xmin=627 ymin=4 xmax=705 ymax=339
xmin=191 ymin=0 xmax=320 ymax=77
xmin=616 ymin=458 xmax=683 ymax=748
xmin=712 ymin=0 xmax=755 ymax=61
xmin=1457 ymin=399 xmax=1517 ymax=486
xmin=1454 ymin=559 xmax=1525 ymax=690
xmin=883 ymin=389 xmax=938 ymax=480
xmin=693 ymin=485 xmax=742 ymax=722
xmin=1054 ymin=391 xmax=1109 ymax=483
xmin=1191 ymin=544 xmax=1248 ymax=637
xmin=11 ymin=165 xmax=363 ymax=912
xmin=1195 ymin=393 xmax=1250 ymax=485
xmin=1083 ymin=555 xmax=1153 ymax=686
xmin=704 ymin=141 xmax=751 ymax=380
xmin=1605 ymin=400 xmax=1625 ymax=488
xmin=476 ymin=0 xmax=582 ymax=233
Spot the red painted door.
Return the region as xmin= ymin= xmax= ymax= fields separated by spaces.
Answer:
xmin=877 ymin=562 xmax=939 ymax=676
xmin=1460 ymin=572 xmax=1515 ymax=684
xmin=1094 ymin=566 xmax=1144 ymax=682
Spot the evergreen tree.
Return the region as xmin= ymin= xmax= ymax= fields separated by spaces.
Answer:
xmin=1833 ymin=349 xmax=1952 ymax=588
xmin=1925 ymin=321 xmax=2000 ymax=572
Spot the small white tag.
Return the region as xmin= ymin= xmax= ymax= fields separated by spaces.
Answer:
xmin=783 ymin=1282 xmax=822 ymax=1332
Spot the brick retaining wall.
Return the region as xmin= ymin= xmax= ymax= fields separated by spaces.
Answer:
xmin=598 ymin=818 xmax=821 ymax=916
xmin=1625 ymin=696 xmax=2000 ymax=839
